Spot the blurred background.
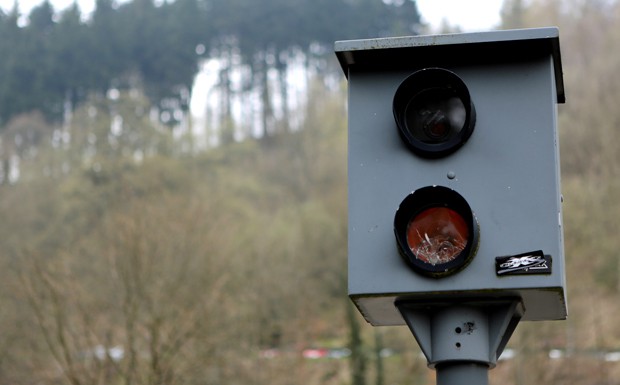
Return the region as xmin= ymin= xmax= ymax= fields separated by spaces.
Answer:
xmin=0 ymin=0 xmax=619 ymax=383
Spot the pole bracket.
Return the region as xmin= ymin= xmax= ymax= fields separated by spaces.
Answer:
xmin=396 ymin=298 xmax=524 ymax=369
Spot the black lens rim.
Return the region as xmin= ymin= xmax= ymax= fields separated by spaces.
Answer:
xmin=394 ymin=186 xmax=479 ymax=278
xmin=393 ymin=68 xmax=476 ymax=158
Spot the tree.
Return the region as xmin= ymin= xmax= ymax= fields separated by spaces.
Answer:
xmin=49 ymin=3 xmax=94 ymax=119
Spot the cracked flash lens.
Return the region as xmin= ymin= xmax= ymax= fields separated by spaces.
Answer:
xmin=407 ymin=207 xmax=468 ymax=265
xmin=394 ymin=186 xmax=479 ymax=278
xmin=394 ymin=68 xmax=475 ymax=158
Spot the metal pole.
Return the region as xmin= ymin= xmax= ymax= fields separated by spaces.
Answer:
xmin=436 ymin=363 xmax=489 ymax=385
xmin=397 ymin=299 xmax=523 ymax=385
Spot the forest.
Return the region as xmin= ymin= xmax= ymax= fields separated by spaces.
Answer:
xmin=1 ymin=0 xmax=620 ymax=384
xmin=0 ymin=0 xmax=419 ymax=125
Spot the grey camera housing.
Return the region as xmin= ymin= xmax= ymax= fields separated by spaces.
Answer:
xmin=336 ymin=28 xmax=567 ymax=326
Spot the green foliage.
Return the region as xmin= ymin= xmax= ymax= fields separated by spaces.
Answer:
xmin=0 ymin=78 xmax=356 ymax=384
xmin=0 ymin=0 xmax=421 ymax=127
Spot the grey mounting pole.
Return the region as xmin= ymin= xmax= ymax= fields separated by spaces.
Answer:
xmin=397 ymin=299 xmax=524 ymax=385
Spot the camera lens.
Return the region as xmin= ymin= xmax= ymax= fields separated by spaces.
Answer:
xmin=393 ymin=68 xmax=475 ymax=158
xmin=405 ymin=90 xmax=466 ymax=144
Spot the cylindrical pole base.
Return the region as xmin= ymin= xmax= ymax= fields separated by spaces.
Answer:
xmin=436 ymin=362 xmax=489 ymax=385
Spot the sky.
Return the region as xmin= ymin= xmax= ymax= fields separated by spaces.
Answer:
xmin=416 ymin=0 xmax=503 ymax=31
xmin=0 ymin=0 xmax=504 ymax=32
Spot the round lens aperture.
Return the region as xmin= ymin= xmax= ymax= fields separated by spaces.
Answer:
xmin=393 ymin=68 xmax=475 ymax=158
xmin=394 ymin=186 xmax=479 ymax=278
